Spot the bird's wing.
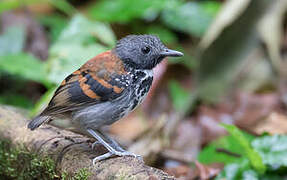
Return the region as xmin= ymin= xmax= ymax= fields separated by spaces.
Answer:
xmin=41 ymin=51 xmax=129 ymax=116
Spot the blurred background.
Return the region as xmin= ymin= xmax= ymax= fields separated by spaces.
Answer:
xmin=1 ymin=0 xmax=287 ymax=179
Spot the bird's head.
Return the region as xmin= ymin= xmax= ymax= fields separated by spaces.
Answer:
xmin=115 ymin=35 xmax=183 ymax=70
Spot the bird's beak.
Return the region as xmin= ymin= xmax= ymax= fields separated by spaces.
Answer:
xmin=160 ymin=49 xmax=184 ymax=57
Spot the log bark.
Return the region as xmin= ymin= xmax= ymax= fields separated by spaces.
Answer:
xmin=0 ymin=106 xmax=174 ymax=180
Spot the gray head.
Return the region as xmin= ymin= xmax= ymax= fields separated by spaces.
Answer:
xmin=114 ymin=35 xmax=183 ymax=70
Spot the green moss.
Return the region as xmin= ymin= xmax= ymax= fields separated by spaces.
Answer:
xmin=0 ymin=140 xmax=58 ymax=179
xmin=73 ymin=168 xmax=91 ymax=180
xmin=0 ymin=140 xmax=92 ymax=180
xmin=61 ymin=168 xmax=91 ymax=180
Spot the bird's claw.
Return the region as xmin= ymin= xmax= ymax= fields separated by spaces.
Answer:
xmin=114 ymin=151 xmax=142 ymax=160
xmin=92 ymin=150 xmax=142 ymax=164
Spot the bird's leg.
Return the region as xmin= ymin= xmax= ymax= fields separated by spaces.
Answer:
xmin=87 ymin=129 xmax=115 ymax=152
xmin=90 ymin=130 xmax=124 ymax=151
xmin=97 ymin=130 xmax=125 ymax=152
xmin=97 ymin=130 xmax=143 ymax=160
xmin=87 ymin=129 xmax=142 ymax=163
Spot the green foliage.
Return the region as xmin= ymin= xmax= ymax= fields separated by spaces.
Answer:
xmin=90 ymin=0 xmax=220 ymax=37
xmin=0 ymin=25 xmax=47 ymax=84
xmin=215 ymin=161 xmax=254 ymax=180
xmin=89 ymin=0 xmax=167 ymax=23
xmin=199 ymin=125 xmax=287 ymax=179
xmin=0 ymin=25 xmax=48 ymax=88
xmin=0 ymin=26 xmax=26 ymax=55
xmin=0 ymin=53 xmax=47 ymax=84
xmin=0 ymin=94 xmax=34 ymax=109
xmin=0 ymin=0 xmax=20 ymax=14
xmin=221 ymin=124 xmax=266 ymax=174
xmin=252 ymin=135 xmax=287 ymax=169
xmin=161 ymin=1 xmax=220 ymax=37
xmin=168 ymin=80 xmax=190 ymax=112
xmin=0 ymin=0 xmax=76 ymax=16
xmin=0 ymin=25 xmax=47 ymax=109
xmin=47 ymin=14 xmax=115 ymax=84
xmin=48 ymin=0 xmax=77 ymax=16
xmin=198 ymin=133 xmax=254 ymax=165
xmin=38 ymin=15 xmax=68 ymax=43
xmin=0 ymin=0 xmax=38 ymax=14
xmin=0 ymin=13 xmax=116 ymax=109
xmin=216 ymin=163 xmax=283 ymax=180
xmin=146 ymin=25 xmax=177 ymax=44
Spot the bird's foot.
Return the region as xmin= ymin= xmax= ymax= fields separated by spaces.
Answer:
xmin=113 ymin=150 xmax=142 ymax=160
xmin=92 ymin=152 xmax=113 ymax=164
xmin=92 ymin=150 xmax=142 ymax=164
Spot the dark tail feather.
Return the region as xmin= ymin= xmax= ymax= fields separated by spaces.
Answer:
xmin=27 ymin=116 xmax=50 ymax=130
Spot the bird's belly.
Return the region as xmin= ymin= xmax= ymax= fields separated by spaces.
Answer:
xmin=70 ymin=92 xmax=135 ymax=130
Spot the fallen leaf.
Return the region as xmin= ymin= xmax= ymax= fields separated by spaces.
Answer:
xmin=234 ymin=92 xmax=280 ymax=132
xmin=254 ymin=112 xmax=287 ymax=135
xmin=195 ymin=161 xmax=221 ymax=180
xmin=164 ymin=164 xmax=194 ymax=179
xmin=170 ymin=120 xmax=202 ymax=162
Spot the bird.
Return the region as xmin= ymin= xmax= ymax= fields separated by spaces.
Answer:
xmin=27 ymin=34 xmax=183 ymax=163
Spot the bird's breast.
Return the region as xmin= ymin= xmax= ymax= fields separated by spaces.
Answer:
xmin=128 ymin=69 xmax=153 ymax=111
xmin=104 ymin=69 xmax=153 ymax=120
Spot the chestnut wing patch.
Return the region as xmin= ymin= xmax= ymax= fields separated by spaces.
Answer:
xmin=71 ymin=70 xmax=125 ymax=102
xmin=41 ymin=70 xmax=126 ymax=116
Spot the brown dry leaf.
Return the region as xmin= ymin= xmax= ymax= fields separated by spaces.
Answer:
xmin=254 ymin=112 xmax=287 ymax=135
xmin=27 ymin=3 xmax=54 ymax=14
xmin=166 ymin=120 xmax=202 ymax=162
xmin=197 ymin=92 xmax=280 ymax=143
xmin=194 ymin=161 xmax=221 ymax=180
xmin=234 ymin=92 xmax=280 ymax=132
xmin=164 ymin=164 xmax=195 ymax=179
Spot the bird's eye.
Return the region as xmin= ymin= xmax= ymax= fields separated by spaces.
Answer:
xmin=141 ymin=46 xmax=150 ymax=54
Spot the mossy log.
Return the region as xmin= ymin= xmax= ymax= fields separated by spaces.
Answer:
xmin=0 ymin=106 xmax=174 ymax=179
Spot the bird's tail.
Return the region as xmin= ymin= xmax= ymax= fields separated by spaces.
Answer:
xmin=27 ymin=115 xmax=51 ymax=130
